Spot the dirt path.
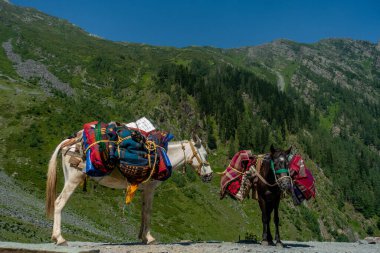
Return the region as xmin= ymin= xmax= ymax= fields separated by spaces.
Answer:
xmin=1 ymin=241 xmax=379 ymax=253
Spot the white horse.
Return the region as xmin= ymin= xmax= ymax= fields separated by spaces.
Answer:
xmin=46 ymin=131 xmax=213 ymax=245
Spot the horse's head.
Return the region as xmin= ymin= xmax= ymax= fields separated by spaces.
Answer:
xmin=185 ymin=135 xmax=213 ymax=182
xmin=270 ymin=144 xmax=292 ymax=192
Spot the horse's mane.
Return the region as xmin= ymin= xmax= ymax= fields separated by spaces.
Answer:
xmin=168 ymin=140 xmax=192 ymax=145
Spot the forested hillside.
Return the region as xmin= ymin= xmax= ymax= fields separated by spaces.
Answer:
xmin=0 ymin=0 xmax=379 ymax=243
xmin=230 ymin=39 xmax=380 ymax=218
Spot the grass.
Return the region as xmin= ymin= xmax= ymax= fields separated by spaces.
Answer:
xmin=319 ymin=103 xmax=340 ymax=131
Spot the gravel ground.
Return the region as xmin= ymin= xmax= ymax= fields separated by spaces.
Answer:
xmin=0 ymin=241 xmax=379 ymax=253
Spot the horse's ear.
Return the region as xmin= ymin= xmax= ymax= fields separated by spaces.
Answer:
xmin=194 ymin=134 xmax=202 ymax=148
xmin=270 ymin=144 xmax=275 ymax=155
xmin=285 ymin=146 xmax=292 ymax=155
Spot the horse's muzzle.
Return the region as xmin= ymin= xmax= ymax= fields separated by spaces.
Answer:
xmin=278 ymin=176 xmax=291 ymax=192
xmin=201 ymin=172 xmax=213 ymax=183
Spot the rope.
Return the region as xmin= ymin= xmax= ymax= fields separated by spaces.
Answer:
xmin=217 ymin=154 xmax=266 ymax=176
xmin=84 ymin=134 xmax=159 ymax=185
xmin=250 ymin=156 xmax=279 ymax=187
xmin=84 ymin=140 xmax=117 ymax=154
xmin=141 ymin=141 xmax=159 ymax=184
xmin=84 ymin=135 xmax=132 ymax=154
xmin=252 ymin=166 xmax=278 ymax=187
xmin=216 ymin=165 xmax=243 ymax=176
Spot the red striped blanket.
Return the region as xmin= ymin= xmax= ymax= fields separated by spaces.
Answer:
xmin=289 ymin=154 xmax=316 ymax=201
xmin=220 ymin=150 xmax=255 ymax=199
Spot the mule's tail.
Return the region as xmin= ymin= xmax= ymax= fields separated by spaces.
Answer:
xmin=46 ymin=139 xmax=69 ymax=219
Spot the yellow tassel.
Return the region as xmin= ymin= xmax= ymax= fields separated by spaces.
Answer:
xmin=125 ymin=184 xmax=138 ymax=205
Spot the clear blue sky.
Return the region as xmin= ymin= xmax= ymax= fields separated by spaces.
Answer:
xmin=10 ymin=0 xmax=380 ymax=48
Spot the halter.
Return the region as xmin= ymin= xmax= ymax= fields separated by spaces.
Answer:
xmin=270 ymin=159 xmax=293 ymax=189
xmin=180 ymin=141 xmax=209 ymax=175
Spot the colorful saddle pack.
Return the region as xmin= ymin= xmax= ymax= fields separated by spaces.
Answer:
xmin=82 ymin=121 xmax=174 ymax=184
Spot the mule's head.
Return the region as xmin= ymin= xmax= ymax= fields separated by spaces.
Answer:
xmin=189 ymin=135 xmax=213 ymax=182
xmin=270 ymin=144 xmax=292 ymax=192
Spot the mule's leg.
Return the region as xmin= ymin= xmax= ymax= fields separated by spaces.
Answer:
xmin=274 ymin=196 xmax=283 ymax=247
xmin=266 ymin=201 xmax=274 ymax=245
xmin=258 ymin=197 xmax=269 ymax=246
xmin=52 ymin=169 xmax=84 ymax=245
xmin=139 ymin=181 xmax=160 ymax=244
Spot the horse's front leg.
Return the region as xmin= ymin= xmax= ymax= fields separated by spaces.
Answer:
xmin=274 ymin=196 xmax=283 ymax=247
xmin=139 ymin=180 xmax=160 ymax=244
xmin=258 ymin=197 xmax=269 ymax=246
xmin=266 ymin=202 xmax=274 ymax=245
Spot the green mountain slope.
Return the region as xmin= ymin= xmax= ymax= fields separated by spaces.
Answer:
xmin=0 ymin=0 xmax=379 ymax=243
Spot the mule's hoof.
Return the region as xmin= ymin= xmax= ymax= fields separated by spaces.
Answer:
xmin=261 ymin=240 xmax=268 ymax=246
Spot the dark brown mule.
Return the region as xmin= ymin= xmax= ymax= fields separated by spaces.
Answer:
xmin=256 ymin=145 xmax=292 ymax=247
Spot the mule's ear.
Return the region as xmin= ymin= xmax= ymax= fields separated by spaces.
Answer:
xmin=270 ymin=144 xmax=275 ymax=155
xmin=285 ymin=146 xmax=292 ymax=155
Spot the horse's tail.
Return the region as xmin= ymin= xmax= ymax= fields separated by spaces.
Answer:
xmin=46 ymin=139 xmax=69 ymax=219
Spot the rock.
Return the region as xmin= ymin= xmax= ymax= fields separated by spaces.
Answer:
xmin=365 ymin=237 xmax=380 ymax=244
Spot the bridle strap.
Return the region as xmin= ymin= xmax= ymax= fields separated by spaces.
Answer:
xmin=270 ymin=159 xmax=293 ymax=187
xmin=253 ymin=157 xmax=292 ymax=188
xmin=181 ymin=141 xmax=204 ymax=175
xmin=275 ymin=169 xmax=289 ymax=174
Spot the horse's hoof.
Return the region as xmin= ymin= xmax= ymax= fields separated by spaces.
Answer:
xmin=57 ymin=241 xmax=68 ymax=246
xmin=56 ymin=239 xmax=68 ymax=246
xmin=147 ymin=239 xmax=157 ymax=245
xmin=261 ymin=240 xmax=268 ymax=246
xmin=142 ymin=235 xmax=157 ymax=245
xmin=142 ymin=239 xmax=157 ymax=245
xmin=276 ymin=242 xmax=284 ymax=248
